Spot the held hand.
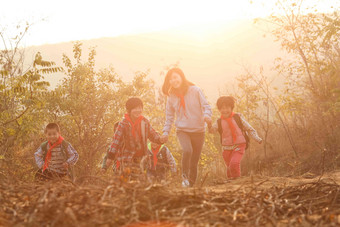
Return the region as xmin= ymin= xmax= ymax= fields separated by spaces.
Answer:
xmin=160 ymin=135 xmax=169 ymax=143
xmin=204 ymin=117 xmax=212 ymax=125
xmin=208 ymin=126 xmax=215 ymax=133
xmin=204 ymin=117 xmax=212 ymax=131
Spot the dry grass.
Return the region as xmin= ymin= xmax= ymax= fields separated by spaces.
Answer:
xmin=1 ymin=172 xmax=340 ymax=227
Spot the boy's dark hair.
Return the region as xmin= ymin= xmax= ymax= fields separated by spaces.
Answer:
xmin=126 ymin=97 xmax=143 ymax=113
xmin=216 ymin=96 xmax=235 ymax=110
xmin=45 ymin=123 xmax=60 ymax=133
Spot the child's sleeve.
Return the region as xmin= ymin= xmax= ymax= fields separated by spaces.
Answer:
xmin=163 ymin=97 xmax=175 ymax=136
xmin=34 ymin=147 xmax=44 ymax=169
xmin=197 ymin=87 xmax=212 ymax=119
xmin=165 ymin=147 xmax=177 ymax=173
xmin=102 ymin=150 xmax=109 ymax=170
xmin=66 ymin=144 xmax=79 ymax=166
xmin=108 ymin=122 xmax=124 ymax=160
xmin=147 ymin=121 xmax=162 ymax=144
xmin=240 ymin=114 xmax=262 ymax=143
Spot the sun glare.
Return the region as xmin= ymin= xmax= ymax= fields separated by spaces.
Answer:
xmin=1 ymin=0 xmax=255 ymax=46
xmin=0 ymin=0 xmax=339 ymax=46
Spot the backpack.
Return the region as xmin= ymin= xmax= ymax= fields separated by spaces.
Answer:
xmin=217 ymin=113 xmax=250 ymax=150
xmin=41 ymin=140 xmax=75 ymax=181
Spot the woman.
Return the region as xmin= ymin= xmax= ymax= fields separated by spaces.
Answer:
xmin=160 ymin=68 xmax=212 ymax=187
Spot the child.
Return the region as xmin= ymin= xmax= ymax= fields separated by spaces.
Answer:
xmin=106 ymin=97 xmax=163 ymax=180
xmin=209 ymin=96 xmax=262 ymax=179
xmin=147 ymin=142 xmax=177 ymax=182
xmin=34 ymin=123 xmax=79 ymax=180
xmin=160 ymin=68 xmax=212 ymax=187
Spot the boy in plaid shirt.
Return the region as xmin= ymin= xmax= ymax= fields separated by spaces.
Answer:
xmin=105 ymin=97 xmax=163 ymax=179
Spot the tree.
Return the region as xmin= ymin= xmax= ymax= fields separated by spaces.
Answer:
xmin=250 ymin=0 xmax=340 ymax=173
xmin=0 ymin=22 xmax=62 ymax=178
xmin=46 ymin=42 xmax=166 ymax=176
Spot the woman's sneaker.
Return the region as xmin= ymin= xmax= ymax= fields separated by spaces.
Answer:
xmin=182 ymin=179 xmax=190 ymax=187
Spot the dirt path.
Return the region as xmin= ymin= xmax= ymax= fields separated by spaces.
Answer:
xmin=203 ymin=171 xmax=340 ymax=193
xmin=1 ymin=171 xmax=340 ymax=226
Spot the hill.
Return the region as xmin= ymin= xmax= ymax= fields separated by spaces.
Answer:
xmin=26 ymin=19 xmax=284 ymax=102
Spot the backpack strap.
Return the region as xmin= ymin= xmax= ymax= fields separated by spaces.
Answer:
xmin=233 ymin=114 xmax=250 ymax=150
xmin=141 ymin=120 xmax=146 ymax=153
xmin=41 ymin=141 xmax=49 ymax=160
xmin=233 ymin=114 xmax=243 ymax=131
xmin=217 ymin=119 xmax=222 ymax=143
xmin=141 ymin=120 xmax=146 ymax=143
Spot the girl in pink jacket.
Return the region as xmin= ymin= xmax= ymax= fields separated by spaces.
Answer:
xmin=209 ymin=96 xmax=262 ymax=179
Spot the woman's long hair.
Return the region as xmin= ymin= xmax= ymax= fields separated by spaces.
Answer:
xmin=162 ymin=68 xmax=194 ymax=96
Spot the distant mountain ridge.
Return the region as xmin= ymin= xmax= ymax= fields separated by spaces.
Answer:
xmin=26 ymin=19 xmax=284 ymax=102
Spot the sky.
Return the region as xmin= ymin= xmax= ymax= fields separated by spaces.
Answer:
xmin=0 ymin=0 xmax=338 ymax=47
xmin=0 ymin=0 xmax=252 ymax=46
xmin=0 ymin=0 xmax=289 ymax=46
